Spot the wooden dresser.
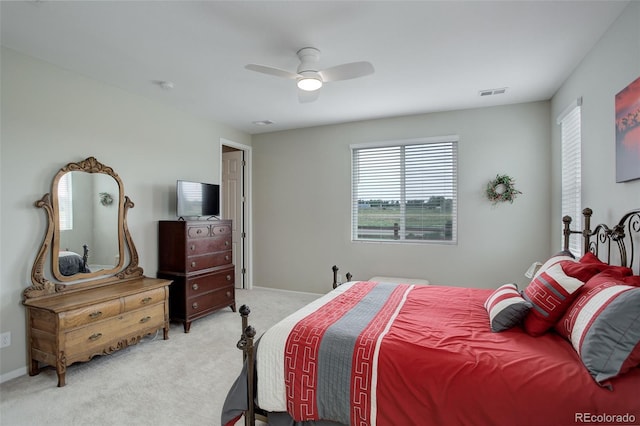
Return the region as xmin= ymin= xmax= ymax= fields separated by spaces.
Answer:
xmin=158 ymin=220 xmax=236 ymax=333
xmin=24 ymin=277 xmax=171 ymax=387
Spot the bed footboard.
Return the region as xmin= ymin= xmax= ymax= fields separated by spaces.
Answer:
xmin=331 ymin=265 xmax=352 ymax=288
xmin=236 ymin=305 xmax=257 ymax=426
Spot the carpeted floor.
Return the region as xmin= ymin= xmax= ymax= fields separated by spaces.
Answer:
xmin=0 ymin=287 xmax=321 ymax=426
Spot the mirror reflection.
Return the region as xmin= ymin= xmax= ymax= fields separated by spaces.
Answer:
xmin=54 ymin=171 xmax=121 ymax=279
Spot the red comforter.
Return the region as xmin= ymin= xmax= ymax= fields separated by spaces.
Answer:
xmin=373 ymin=284 xmax=639 ymax=425
xmin=221 ymin=282 xmax=640 ymax=426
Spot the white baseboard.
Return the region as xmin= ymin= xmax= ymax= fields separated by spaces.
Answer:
xmin=1 ymin=366 xmax=27 ymax=384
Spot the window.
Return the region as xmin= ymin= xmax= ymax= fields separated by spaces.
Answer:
xmin=351 ymin=136 xmax=458 ymax=244
xmin=558 ymin=98 xmax=582 ymax=255
xmin=58 ymin=173 xmax=73 ymax=231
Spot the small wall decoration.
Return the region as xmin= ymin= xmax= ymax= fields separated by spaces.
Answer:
xmin=486 ymin=174 xmax=522 ymax=205
xmin=615 ymin=75 xmax=640 ymax=182
xmin=99 ymin=192 xmax=113 ymax=206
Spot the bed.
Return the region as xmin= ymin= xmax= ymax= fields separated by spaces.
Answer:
xmin=223 ymin=208 xmax=640 ymax=426
xmin=58 ymin=245 xmax=90 ymax=276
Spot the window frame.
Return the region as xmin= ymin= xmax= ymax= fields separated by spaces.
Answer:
xmin=557 ymin=98 xmax=582 ymax=256
xmin=350 ymin=136 xmax=458 ymax=245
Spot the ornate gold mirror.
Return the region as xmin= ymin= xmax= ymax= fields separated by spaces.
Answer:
xmin=25 ymin=157 xmax=143 ymax=299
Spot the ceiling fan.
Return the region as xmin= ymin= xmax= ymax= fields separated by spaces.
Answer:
xmin=245 ymin=47 xmax=374 ymax=102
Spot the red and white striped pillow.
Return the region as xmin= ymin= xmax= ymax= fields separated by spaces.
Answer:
xmin=484 ymin=283 xmax=532 ymax=332
xmin=522 ymin=258 xmax=605 ymax=336
xmin=556 ymin=273 xmax=640 ymax=384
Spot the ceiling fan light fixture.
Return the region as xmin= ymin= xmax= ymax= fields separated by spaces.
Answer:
xmin=245 ymin=47 xmax=373 ymax=102
xmin=297 ymin=77 xmax=322 ymax=91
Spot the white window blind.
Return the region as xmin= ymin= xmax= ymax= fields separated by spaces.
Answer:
xmin=58 ymin=173 xmax=73 ymax=231
xmin=351 ymin=136 xmax=457 ymax=243
xmin=558 ymin=99 xmax=582 ymax=256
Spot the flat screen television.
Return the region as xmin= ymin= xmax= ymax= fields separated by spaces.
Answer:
xmin=176 ymin=180 xmax=220 ymax=218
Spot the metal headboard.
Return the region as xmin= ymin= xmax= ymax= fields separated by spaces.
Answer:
xmin=563 ymin=207 xmax=640 ymax=272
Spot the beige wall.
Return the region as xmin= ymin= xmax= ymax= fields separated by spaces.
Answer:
xmin=551 ymin=1 xmax=640 ymax=251
xmin=0 ymin=47 xmax=250 ymax=379
xmin=253 ymin=101 xmax=552 ymax=293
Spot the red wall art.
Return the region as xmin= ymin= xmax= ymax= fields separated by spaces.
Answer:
xmin=615 ymin=75 xmax=640 ymax=182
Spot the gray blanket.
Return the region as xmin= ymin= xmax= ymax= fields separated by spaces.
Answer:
xmin=59 ymin=252 xmax=90 ymax=276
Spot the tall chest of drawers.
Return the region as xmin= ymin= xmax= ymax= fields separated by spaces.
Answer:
xmin=158 ymin=220 xmax=236 ymax=333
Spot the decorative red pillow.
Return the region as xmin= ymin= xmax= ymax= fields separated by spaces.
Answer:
xmin=530 ymin=254 xmax=575 ymax=279
xmin=579 ymin=251 xmax=605 ymax=266
xmin=578 ymin=251 xmax=633 ymax=276
xmin=522 ymin=260 xmax=603 ymax=336
xmin=555 ymin=274 xmax=640 ymax=384
xmin=622 ymin=275 xmax=640 ymax=286
xmin=555 ymin=270 xmax=631 ymax=337
xmin=577 ymin=269 xmax=637 ymax=293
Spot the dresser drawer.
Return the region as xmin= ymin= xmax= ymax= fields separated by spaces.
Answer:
xmin=187 ymin=286 xmax=235 ymax=315
xmin=185 ymin=223 xmax=230 ymax=240
xmin=186 ymin=251 xmax=233 ymax=272
xmin=186 ymin=237 xmax=232 ymax=256
xmin=60 ymin=300 xmax=121 ymax=329
xmin=65 ymin=303 xmax=165 ymax=354
xmin=210 ymin=223 xmax=231 ymax=236
xmin=186 ymin=224 xmax=210 ymax=239
xmin=122 ymin=287 xmax=166 ymax=312
xmin=186 ymin=270 xmax=234 ymax=297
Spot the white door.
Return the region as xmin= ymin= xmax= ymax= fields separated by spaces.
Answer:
xmin=222 ymin=149 xmax=244 ymax=289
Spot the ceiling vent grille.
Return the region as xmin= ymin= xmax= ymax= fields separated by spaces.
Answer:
xmin=479 ymin=87 xmax=508 ymax=97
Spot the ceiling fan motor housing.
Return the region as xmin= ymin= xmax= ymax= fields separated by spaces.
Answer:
xmin=296 ymin=47 xmax=321 ymax=74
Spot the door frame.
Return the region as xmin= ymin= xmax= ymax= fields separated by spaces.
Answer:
xmin=220 ymin=138 xmax=253 ymax=290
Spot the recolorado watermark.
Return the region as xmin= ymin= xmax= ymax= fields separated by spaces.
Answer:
xmin=575 ymin=412 xmax=636 ymax=424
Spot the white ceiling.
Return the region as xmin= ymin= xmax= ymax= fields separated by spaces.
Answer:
xmin=0 ymin=1 xmax=628 ymax=135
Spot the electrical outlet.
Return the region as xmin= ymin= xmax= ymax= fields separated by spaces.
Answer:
xmin=0 ymin=332 xmax=11 ymax=348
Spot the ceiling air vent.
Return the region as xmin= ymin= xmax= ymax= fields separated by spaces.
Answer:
xmin=479 ymin=87 xmax=508 ymax=97
xmin=252 ymin=120 xmax=274 ymax=126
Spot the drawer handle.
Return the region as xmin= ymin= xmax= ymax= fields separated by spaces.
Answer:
xmin=191 ymin=261 xmax=197 ymax=268
xmin=89 ymin=311 xmax=103 ymax=319
xmin=196 ymin=229 xmax=203 ymax=234
xmin=226 ymin=291 xmax=231 ymax=298
xmin=225 ymin=240 xmax=230 ymax=246
xmin=226 ymin=275 xmax=232 ymax=281
xmin=192 ymin=302 xmax=199 ymax=310
xmin=225 ymin=255 xmax=230 ymax=261
xmin=88 ymin=333 xmax=103 ymax=341
xmin=189 ymin=244 xmax=195 ymax=251
xmin=140 ymin=316 xmax=152 ymax=323
xmin=141 ymin=297 xmax=153 ymax=304
xmin=192 ymin=283 xmax=199 ymax=291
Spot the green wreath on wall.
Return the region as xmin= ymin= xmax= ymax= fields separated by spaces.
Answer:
xmin=486 ymin=174 xmax=522 ymax=204
xmin=99 ymin=192 xmax=114 ymax=206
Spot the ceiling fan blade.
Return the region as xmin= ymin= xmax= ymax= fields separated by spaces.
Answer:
xmin=245 ymin=64 xmax=299 ymax=80
xmin=319 ymin=61 xmax=374 ymax=82
xmin=298 ymin=89 xmax=319 ymax=103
